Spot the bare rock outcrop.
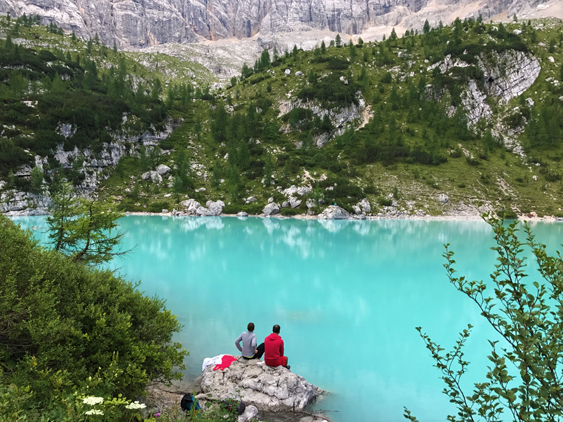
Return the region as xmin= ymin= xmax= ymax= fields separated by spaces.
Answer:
xmin=318 ymin=205 xmax=350 ymax=220
xmin=197 ymin=359 xmax=322 ymax=413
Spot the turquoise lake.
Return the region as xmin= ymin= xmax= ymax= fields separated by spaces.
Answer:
xmin=12 ymin=216 xmax=563 ymax=422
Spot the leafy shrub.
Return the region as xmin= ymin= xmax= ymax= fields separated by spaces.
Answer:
xmin=280 ymin=208 xmax=300 ymax=216
xmin=545 ymin=171 xmax=562 ymax=182
xmin=326 ymin=57 xmax=350 ymax=70
xmin=497 ymin=208 xmax=518 ymax=219
xmin=466 ymin=156 xmax=480 ymax=166
xmin=363 ymin=185 xmax=378 ymax=195
xmin=147 ymin=201 xmax=170 ymax=213
xmin=379 ymin=198 xmax=393 ymax=206
xmin=0 ymin=215 xmax=186 ymax=410
xmin=297 ymin=73 xmax=359 ymax=108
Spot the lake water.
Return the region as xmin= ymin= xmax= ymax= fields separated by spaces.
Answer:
xmin=12 ymin=216 xmax=563 ymax=422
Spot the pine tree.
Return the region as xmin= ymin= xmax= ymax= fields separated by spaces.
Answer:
xmin=423 ymin=20 xmax=431 ymax=34
xmin=390 ymin=27 xmax=398 ymax=41
xmin=321 ymin=40 xmax=326 ymax=54
xmin=335 ymin=34 xmax=342 ymax=47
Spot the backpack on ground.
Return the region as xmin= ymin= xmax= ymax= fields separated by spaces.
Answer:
xmin=181 ymin=393 xmax=201 ymax=412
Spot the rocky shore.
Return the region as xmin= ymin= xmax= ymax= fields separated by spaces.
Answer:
xmin=142 ymin=357 xmax=328 ymax=422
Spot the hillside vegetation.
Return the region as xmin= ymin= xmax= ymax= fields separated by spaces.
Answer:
xmin=1 ymin=14 xmax=563 ymax=217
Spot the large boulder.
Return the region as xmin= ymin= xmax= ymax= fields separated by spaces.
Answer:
xmin=180 ymin=199 xmax=202 ymax=214
xmin=318 ymin=205 xmax=350 ymax=220
xmin=197 ymin=359 xmax=322 ymax=412
xmin=156 ymin=164 xmax=171 ymax=175
xmin=141 ymin=171 xmax=162 ymax=183
xmin=206 ymin=200 xmax=225 ymax=216
xmin=263 ymin=202 xmax=280 ymax=216
xmin=357 ymin=198 xmax=371 ymax=214
xmin=289 ymin=197 xmax=301 ymax=209
xmin=438 ymin=194 xmax=449 ymax=204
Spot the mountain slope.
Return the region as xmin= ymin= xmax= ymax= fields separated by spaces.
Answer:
xmin=1 ymin=15 xmax=563 ymax=218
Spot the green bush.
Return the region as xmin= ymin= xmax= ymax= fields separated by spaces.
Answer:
xmin=280 ymin=208 xmax=300 ymax=216
xmin=378 ymin=198 xmax=393 ymax=206
xmin=497 ymin=208 xmax=518 ymax=219
xmin=0 ymin=215 xmax=186 ymax=411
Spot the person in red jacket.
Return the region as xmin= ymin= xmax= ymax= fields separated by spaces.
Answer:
xmin=264 ymin=325 xmax=290 ymax=369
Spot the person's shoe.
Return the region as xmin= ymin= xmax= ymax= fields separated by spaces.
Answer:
xmin=286 ymin=365 xmax=291 ymax=371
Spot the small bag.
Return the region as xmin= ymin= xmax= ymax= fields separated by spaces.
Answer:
xmin=181 ymin=393 xmax=201 ymax=411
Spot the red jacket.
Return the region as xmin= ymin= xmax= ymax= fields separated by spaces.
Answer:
xmin=264 ymin=333 xmax=284 ymax=366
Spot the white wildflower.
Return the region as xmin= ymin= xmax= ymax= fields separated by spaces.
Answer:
xmin=83 ymin=396 xmax=104 ymax=406
xmin=125 ymin=400 xmax=147 ymax=410
xmin=85 ymin=409 xmax=104 ymax=415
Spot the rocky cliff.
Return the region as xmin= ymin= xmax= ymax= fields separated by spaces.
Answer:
xmin=0 ymin=0 xmax=554 ymax=48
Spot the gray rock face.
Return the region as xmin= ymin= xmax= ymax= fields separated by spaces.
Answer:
xmin=357 ymin=198 xmax=371 ymax=214
xmin=318 ymin=205 xmax=350 ymax=220
xmin=197 ymin=359 xmax=322 ymax=412
xmin=289 ymin=196 xmax=301 ymax=209
xmin=263 ymin=202 xmax=280 ymax=216
xmin=0 ymin=0 xmax=539 ymax=48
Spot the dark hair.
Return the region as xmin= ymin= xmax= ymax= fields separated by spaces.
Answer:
xmin=247 ymin=322 xmax=255 ymax=332
xmin=272 ymin=324 xmax=280 ymax=334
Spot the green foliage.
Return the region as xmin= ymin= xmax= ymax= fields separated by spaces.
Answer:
xmin=47 ymin=182 xmax=126 ymax=265
xmin=0 ymin=215 xmax=186 ymax=414
xmin=406 ymin=217 xmax=563 ymax=421
xmin=297 ymin=73 xmax=359 ymax=108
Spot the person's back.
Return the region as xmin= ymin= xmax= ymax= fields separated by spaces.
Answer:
xmin=235 ymin=322 xmax=264 ymax=360
xmin=264 ymin=324 xmax=289 ymax=369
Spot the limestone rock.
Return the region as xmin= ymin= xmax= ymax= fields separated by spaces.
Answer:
xmin=438 ymin=194 xmax=449 ymax=204
xmin=141 ymin=171 xmax=163 ymax=184
xmin=284 ymin=69 xmax=291 ymax=76
xmin=281 ymin=201 xmax=290 ymax=208
xmin=245 ymin=196 xmax=257 ymax=204
xmin=197 ymin=359 xmax=321 ymax=412
xmin=238 ymin=404 xmax=259 ymax=422
xmin=263 ymin=202 xmax=280 ymax=216
xmin=289 ymin=197 xmax=301 ymax=208
xmin=237 ymin=211 xmax=249 ymax=217
xmin=206 ymin=200 xmax=225 ymax=216
xmin=352 ymin=205 xmax=362 ymax=215
xmin=296 ymin=186 xmax=312 ymax=196
xmin=357 ymin=198 xmax=371 ymax=213
xmin=306 ymin=198 xmax=315 ymax=209
xmin=180 ymin=199 xmax=202 ymax=214
xmin=156 ymin=164 xmax=171 ymax=175
xmin=318 ymin=205 xmax=350 ymax=220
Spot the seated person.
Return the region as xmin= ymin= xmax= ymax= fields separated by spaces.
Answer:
xmin=264 ymin=324 xmax=289 ymax=369
xmin=235 ymin=322 xmax=264 ymax=360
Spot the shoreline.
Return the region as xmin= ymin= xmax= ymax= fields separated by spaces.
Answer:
xmin=122 ymin=211 xmax=563 ymax=223
xmin=7 ymin=210 xmax=563 ymax=223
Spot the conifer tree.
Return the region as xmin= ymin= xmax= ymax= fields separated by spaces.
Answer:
xmin=321 ymin=40 xmax=326 ymax=54
xmin=335 ymin=34 xmax=342 ymax=47
xmin=423 ymin=19 xmax=431 ymax=34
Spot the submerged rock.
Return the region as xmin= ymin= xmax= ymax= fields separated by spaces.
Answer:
xmin=197 ymin=359 xmax=322 ymax=412
xmin=318 ymin=205 xmax=350 ymax=220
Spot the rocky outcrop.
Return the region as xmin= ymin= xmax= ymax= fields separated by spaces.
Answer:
xmin=0 ymin=190 xmax=51 ymax=215
xmin=197 ymin=359 xmax=322 ymax=413
xmin=278 ymin=97 xmax=366 ymax=147
xmin=179 ymin=199 xmax=225 ymax=216
xmin=263 ymin=202 xmax=280 ymax=216
xmin=318 ymin=205 xmax=350 ymax=220
xmin=1 ymin=0 xmax=541 ymax=48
